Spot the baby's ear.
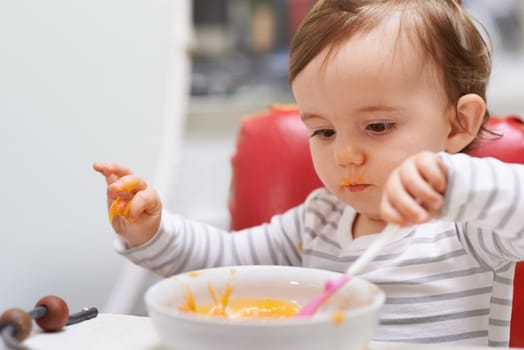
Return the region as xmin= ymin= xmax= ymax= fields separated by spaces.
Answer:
xmin=445 ymin=93 xmax=486 ymax=153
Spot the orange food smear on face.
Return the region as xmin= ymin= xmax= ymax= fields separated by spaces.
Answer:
xmin=341 ymin=169 xmax=366 ymax=187
xmin=356 ymin=172 xmax=364 ymax=185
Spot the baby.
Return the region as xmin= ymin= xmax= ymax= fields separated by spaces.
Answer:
xmin=94 ymin=0 xmax=524 ymax=346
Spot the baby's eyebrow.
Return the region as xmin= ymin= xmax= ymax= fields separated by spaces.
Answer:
xmin=356 ymin=105 xmax=405 ymax=113
xmin=300 ymin=105 xmax=405 ymax=122
xmin=300 ymin=113 xmax=322 ymax=122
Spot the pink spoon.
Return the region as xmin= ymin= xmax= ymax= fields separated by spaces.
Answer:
xmin=296 ymin=224 xmax=400 ymax=317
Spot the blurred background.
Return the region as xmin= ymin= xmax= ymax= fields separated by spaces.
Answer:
xmin=1 ymin=0 xmax=523 ymax=316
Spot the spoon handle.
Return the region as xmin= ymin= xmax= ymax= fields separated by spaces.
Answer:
xmin=296 ymin=224 xmax=400 ymax=317
xmin=346 ymin=224 xmax=399 ymax=276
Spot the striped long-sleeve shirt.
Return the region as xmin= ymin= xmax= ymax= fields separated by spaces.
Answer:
xmin=115 ymin=152 xmax=524 ymax=346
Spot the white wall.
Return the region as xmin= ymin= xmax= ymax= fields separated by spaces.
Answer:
xmin=489 ymin=57 xmax=524 ymax=118
xmin=0 ymin=0 xmax=182 ymax=313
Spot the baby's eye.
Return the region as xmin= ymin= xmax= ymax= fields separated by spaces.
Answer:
xmin=366 ymin=122 xmax=395 ymax=133
xmin=310 ymin=129 xmax=335 ymax=139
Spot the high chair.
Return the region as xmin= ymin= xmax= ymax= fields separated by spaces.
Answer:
xmin=228 ymin=105 xmax=524 ymax=347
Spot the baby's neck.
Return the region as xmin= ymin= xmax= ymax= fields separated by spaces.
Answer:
xmin=351 ymin=214 xmax=386 ymax=239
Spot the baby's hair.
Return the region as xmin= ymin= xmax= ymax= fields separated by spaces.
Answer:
xmin=289 ymin=0 xmax=495 ymax=151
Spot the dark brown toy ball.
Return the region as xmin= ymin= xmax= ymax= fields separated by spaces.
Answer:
xmin=34 ymin=295 xmax=69 ymax=332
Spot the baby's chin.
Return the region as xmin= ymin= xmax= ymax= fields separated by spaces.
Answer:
xmin=341 ymin=198 xmax=382 ymax=218
xmin=335 ymin=187 xmax=381 ymax=208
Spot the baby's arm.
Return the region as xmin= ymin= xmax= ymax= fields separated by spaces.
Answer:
xmin=381 ymin=151 xmax=447 ymax=226
xmin=439 ymin=152 xmax=524 ymax=235
xmin=93 ymin=162 xmax=162 ymax=248
xmin=386 ymin=151 xmax=524 ymax=233
xmin=438 ymin=152 xmax=524 ymax=266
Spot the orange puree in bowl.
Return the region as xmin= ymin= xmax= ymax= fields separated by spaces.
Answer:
xmin=178 ymin=280 xmax=299 ymax=319
xmin=189 ymin=297 xmax=299 ymax=319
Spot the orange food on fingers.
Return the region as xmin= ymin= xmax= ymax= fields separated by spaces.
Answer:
xmin=119 ymin=178 xmax=140 ymax=192
xmin=109 ymin=178 xmax=140 ymax=223
xmin=109 ymin=197 xmax=132 ymax=223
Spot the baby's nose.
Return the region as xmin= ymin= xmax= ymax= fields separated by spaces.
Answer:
xmin=335 ymin=145 xmax=365 ymax=166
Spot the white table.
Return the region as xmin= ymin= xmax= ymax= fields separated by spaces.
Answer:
xmin=24 ymin=314 xmax=161 ymax=350
xmin=18 ymin=314 xmax=508 ymax=350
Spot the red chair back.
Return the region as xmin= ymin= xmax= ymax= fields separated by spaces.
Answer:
xmin=228 ymin=105 xmax=322 ymax=230
xmin=228 ymin=106 xmax=524 ymax=346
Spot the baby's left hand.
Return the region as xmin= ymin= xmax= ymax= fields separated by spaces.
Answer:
xmin=381 ymin=151 xmax=448 ymax=226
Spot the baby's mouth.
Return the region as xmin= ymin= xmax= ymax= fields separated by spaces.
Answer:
xmin=341 ymin=175 xmax=364 ymax=187
xmin=343 ymin=184 xmax=370 ymax=192
xmin=341 ymin=177 xmax=369 ymax=192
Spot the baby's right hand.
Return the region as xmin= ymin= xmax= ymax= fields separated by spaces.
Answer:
xmin=93 ymin=162 xmax=162 ymax=248
xmin=380 ymin=151 xmax=447 ymax=227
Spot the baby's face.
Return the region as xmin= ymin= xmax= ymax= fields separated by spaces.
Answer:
xmin=291 ymin=23 xmax=454 ymax=222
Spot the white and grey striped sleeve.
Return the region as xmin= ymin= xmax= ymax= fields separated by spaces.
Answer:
xmin=439 ymin=152 xmax=524 ymax=267
xmin=113 ymin=203 xmax=307 ymax=277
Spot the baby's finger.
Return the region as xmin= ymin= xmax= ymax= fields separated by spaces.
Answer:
xmin=415 ymin=154 xmax=447 ymax=194
xmin=381 ymin=195 xmax=409 ymax=226
xmin=93 ymin=162 xmax=133 ymax=185
xmin=109 ymin=175 xmax=147 ymax=197
xmin=399 ymin=162 xmax=443 ymax=212
xmin=126 ymin=187 xmax=161 ymax=223
xmin=386 ymin=171 xmax=429 ymax=224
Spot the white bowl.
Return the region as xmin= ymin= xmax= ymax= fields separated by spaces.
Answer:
xmin=145 ymin=265 xmax=384 ymax=350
